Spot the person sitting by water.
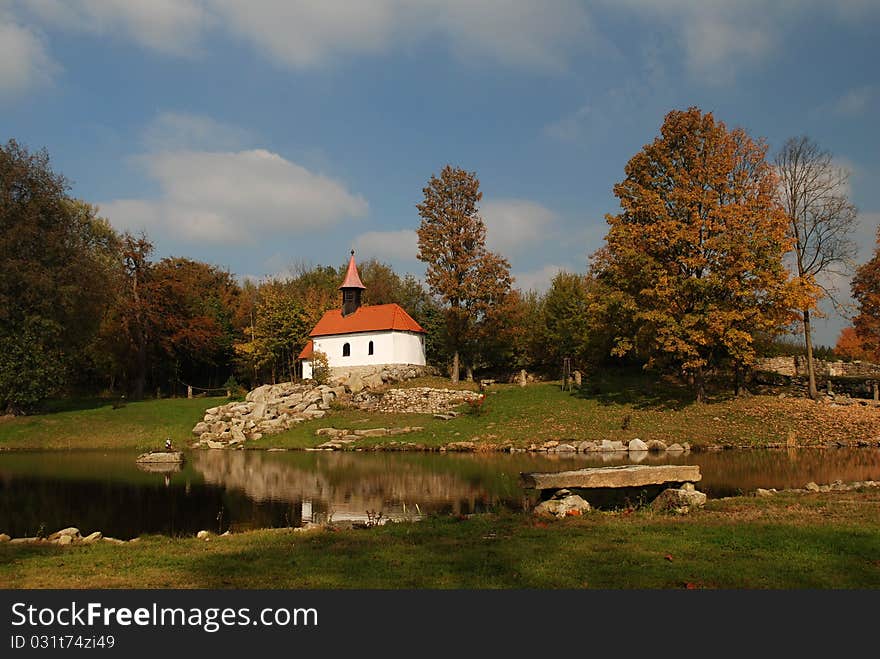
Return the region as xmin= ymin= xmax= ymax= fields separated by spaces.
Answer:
xmin=164 ymin=438 xmax=173 ymax=451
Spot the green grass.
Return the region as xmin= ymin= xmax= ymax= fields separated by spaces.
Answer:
xmin=254 ymin=374 xmax=879 ymax=450
xmin=3 ymin=490 xmax=879 ymax=588
xmin=0 ymin=397 xmax=226 ymax=451
xmin=2 ymin=372 xmax=878 ymax=452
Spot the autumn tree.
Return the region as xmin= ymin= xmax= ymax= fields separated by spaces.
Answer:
xmin=775 ymin=136 xmax=858 ymax=398
xmin=593 ymin=107 xmax=797 ymax=401
xmin=851 ymin=227 xmax=880 ymax=360
xmin=149 ymin=257 xmax=241 ymax=389
xmin=416 ymin=165 xmax=512 ymax=382
xmin=835 ymin=326 xmax=877 ymax=362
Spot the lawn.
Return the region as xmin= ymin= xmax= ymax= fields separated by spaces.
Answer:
xmin=2 ymin=489 xmax=879 ymax=589
xmin=0 ymin=397 xmax=226 ymax=451
xmin=1 ymin=373 xmax=878 ymax=451
xmin=252 ymin=374 xmax=880 ymax=450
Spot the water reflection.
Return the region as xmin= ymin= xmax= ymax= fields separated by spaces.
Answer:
xmin=0 ymin=448 xmax=878 ymax=538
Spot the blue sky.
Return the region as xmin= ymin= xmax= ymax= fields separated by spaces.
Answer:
xmin=2 ymin=1 xmax=879 ymax=346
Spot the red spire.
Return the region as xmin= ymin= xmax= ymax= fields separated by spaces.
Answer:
xmin=339 ymin=250 xmax=366 ymax=289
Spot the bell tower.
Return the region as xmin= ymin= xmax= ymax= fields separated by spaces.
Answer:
xmin=339 ymin=250 xmax=365 ymax=317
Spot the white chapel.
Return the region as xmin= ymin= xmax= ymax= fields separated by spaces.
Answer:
xmin=299 ymin=251 xmax=426 ymax=379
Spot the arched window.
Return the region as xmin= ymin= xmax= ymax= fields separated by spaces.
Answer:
xmin=342 ymin=342 xmax=350 ymax=357
xmin=368 ymin=340 xmax=374 ymax=356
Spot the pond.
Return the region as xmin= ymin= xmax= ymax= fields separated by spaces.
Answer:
xmin=2 ymin=448 xmax=880 ymax=538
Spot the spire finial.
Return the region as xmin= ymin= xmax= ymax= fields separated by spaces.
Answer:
xmin=351 ymin=249 xmax=355 ymax=256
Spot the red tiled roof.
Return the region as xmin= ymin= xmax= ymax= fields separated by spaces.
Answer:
xmin=298 ymin=339 xmax=313 ymax=360
xmin=339 ymin=252 xmax=366 ymax=289
xmin=309 ymin=303 xmax=425 ymax=337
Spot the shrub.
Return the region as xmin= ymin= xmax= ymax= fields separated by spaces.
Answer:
xmin=312 ymin=350 xmax=331 ymax=385
xmin=464 ymin=394 xmax=487 ymax=416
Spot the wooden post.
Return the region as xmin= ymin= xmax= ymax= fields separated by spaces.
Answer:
xmin=826 ymin=380 xmax=833 ymax=395
xmin=187 ymin=385 xmax=193 ymax=399
xmin=873 ymin=381 xmax=878 ymax=402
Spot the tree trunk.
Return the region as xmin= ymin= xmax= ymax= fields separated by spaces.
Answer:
xmin=695 ymin=366 xmax=705 ymax=404
xmin=465 ymin=365 xmax=474 ymax=382
xmin=451 ymin=351 xmax=460 ymax=384
xmin=734 ymin=364 xmax=742 ymax=397
xmin=803 ymin=308 xmax=818 ymax=400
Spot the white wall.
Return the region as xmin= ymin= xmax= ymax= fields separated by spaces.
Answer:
xmin=311 ymin=330 xmax=425 ymax=371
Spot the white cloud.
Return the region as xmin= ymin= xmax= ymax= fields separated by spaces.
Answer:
xmin=513 ymin=264 xmax=565 ymax=293
xmin=480 ymin=199 xmax=557 ymax=256
xmin=101 ymin=148 xmax=368 ymax=244
xmin=354 ymin=229 xmax=419 ymax=263
xmin=25 ymin=0 xmax=208 ymax=56
xmin=209 ymin=0 xmax=592 ymax=71
xmin=19 ymin=0 xmax=591 ymax=71
xmin=0 ymin=18 xmax=56 ymax=97
xmin=142 ymin=112 xmax=255 ymax=151
xmin=833 ymin=85 xmax=876 ymax=116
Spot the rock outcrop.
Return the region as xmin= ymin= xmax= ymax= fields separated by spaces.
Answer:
xmin=191 ymin=365 xmax=438 ymax=449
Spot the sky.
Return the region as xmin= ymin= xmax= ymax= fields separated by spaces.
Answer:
xmin=2 ymin=0 xmax=879 ymax=347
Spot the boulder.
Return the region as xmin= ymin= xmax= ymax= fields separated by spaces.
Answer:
xmin=192 ymin=421 xmax=211 ymax=436
xmin=646 ymin=440 xmax=668 ymax=452
xmin=578 ymin=441 xmax=599 ymax=452
xmin=805 ymin=482 xmax=820 ymax=492
xmin=599 ymin=439 xmax=626 ymax=452
xmin=651 ymin=487 xmax=707 ymax=513
xmin=57 ymin=534 xmax=74 ymax=546
xmin=348 ymin=373 xmax=365 ymax=394
xmin=0 ymin=533 xmax=10 ymax=543
xmin=197 ymin=530 xmax=210 ymax=540
xmin=555 ymin=443 xmax=577 ymax=453
xmin=628 ymin=438 xmax=649 ymax=452
xmin=81 ymin=531 xmax=103 ymax=544
xmin=755 ymin=488 xmax=775 ymax=497
xmin=48 ymin=527 xmax=80 ymax=541
xmin=363 ymin=373 xmax=384 ymax=389
xmin=666 ymin=443 xmax=684 ymax=452
xmin=534 ymin=493 xmax=591 ymax=519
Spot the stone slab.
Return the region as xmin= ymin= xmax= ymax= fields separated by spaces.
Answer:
xmin=135 ymin=451 xmax=185 ymax=463
xmin=520 ymin=464 xmax=701 ymax=490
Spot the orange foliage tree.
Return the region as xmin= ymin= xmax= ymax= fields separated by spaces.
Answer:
xmin=835 ymin=327 xmax=877 ymax=362
xmin=851 ymin=227 xmax=880 ymax=359
xmin=416 ymin=165 xmax=512 ymax=382
xmin=593 ymin=107 xmax=805 ymax=401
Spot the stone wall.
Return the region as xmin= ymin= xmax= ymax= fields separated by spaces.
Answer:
xmin=756 ymin=356 xmax=880 ymax=379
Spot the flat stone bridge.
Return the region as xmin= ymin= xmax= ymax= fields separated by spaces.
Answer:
xmin=520 ymin=464 xmax=701 ymax=491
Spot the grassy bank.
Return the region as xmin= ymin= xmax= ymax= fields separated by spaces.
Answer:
xmin=2 ymin=489 xmax=879 ymax=588
xmin=0 ymin=397 xmax=225 ymax=451
xmin=253 ymin=376 xmax=880 ymax=450
xmin=1 ymin=374 xmax=878 ymax=452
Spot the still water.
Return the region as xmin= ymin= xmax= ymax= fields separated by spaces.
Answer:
xmin=2 ymin=448 xmax=879 ymax=538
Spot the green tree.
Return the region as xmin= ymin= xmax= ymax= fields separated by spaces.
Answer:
xmin=238 ymin=283 xmax=309 ymax=384
xmin=0 ymin=140 xmax=120 ymax=411
xmin=542 ymin=271 xmax=590 ymax=370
